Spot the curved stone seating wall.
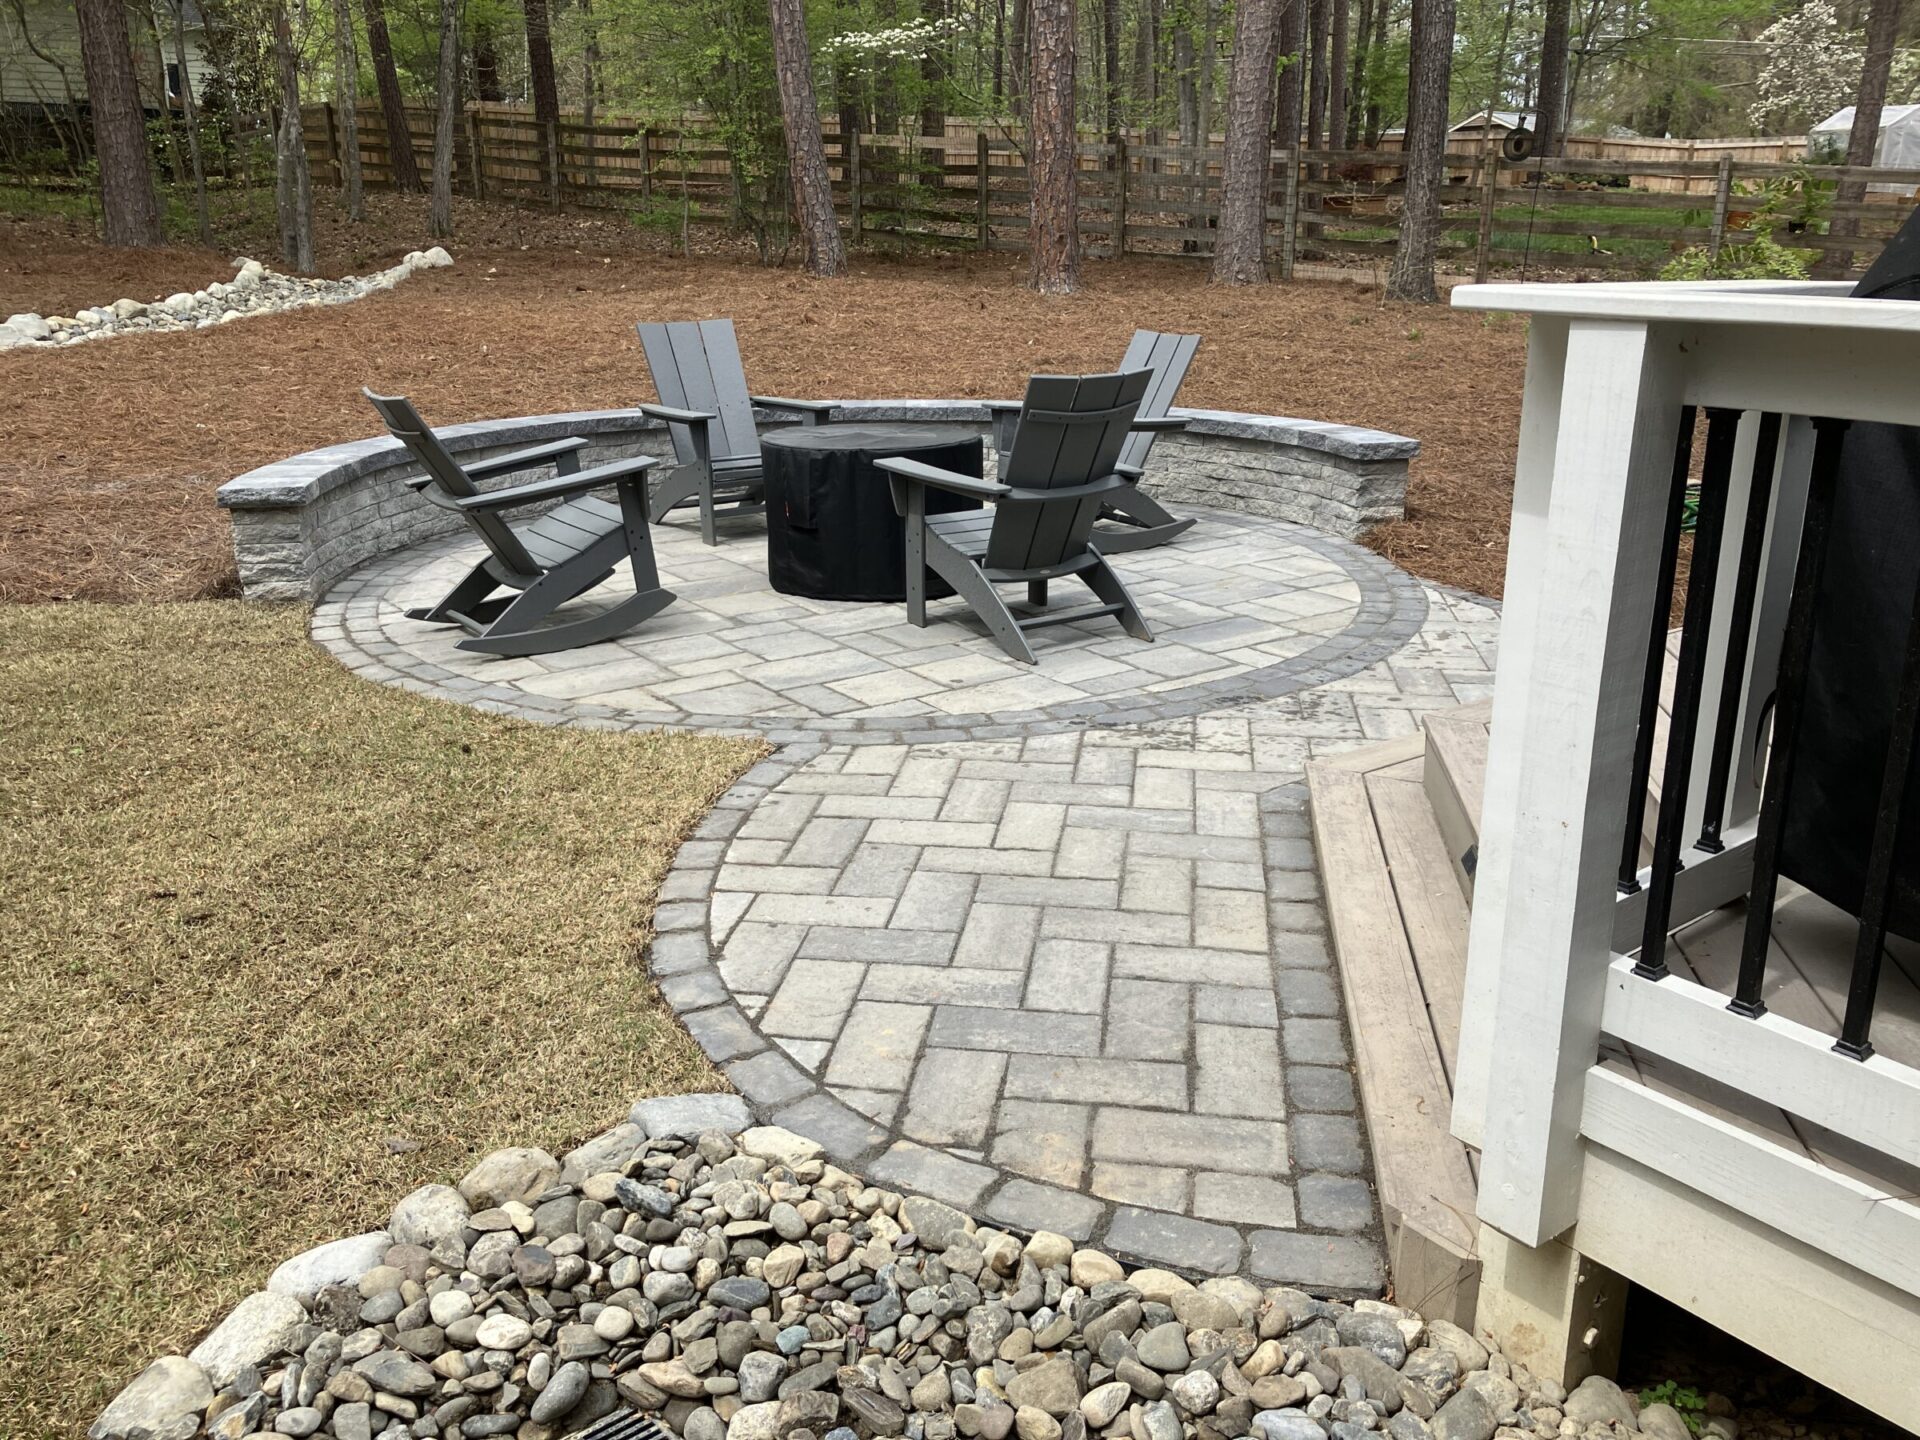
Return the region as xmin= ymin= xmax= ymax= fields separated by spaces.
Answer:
xmin=217 ymin=401 xmax=1416 ymax=602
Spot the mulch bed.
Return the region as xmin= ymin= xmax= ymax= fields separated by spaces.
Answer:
xmin=0 ymin=211 xmax=1529 ymax=605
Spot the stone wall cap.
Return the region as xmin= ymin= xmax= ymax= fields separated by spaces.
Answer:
xmin=217 ymin=402 xmax=1417 ymax=511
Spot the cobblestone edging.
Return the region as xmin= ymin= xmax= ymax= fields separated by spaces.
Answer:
xmin=218 ymin=405 xmax=1416 ymax=603
xmin=313 ymin=513 xmax=1428 ymax=747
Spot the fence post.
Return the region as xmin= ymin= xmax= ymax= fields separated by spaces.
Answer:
xmin=1114 ymin=136 xmax=1129 ymax=258
xmin=1279 ymin=147 xmax=1299 ymax=281
xmin=640 ymin=127 xmax=653 ymax=203
xmin=546 ymin=118 xmax=561 ymax=208
xmin=1474 ymin=157 xmax=1498 ymax=283
xmin=1708 ymin=154 xmax=1734 ymax=260
xmin=850 ymin=127 xmax=863 ymax=242
xmin=977 ymin=132 xmax=990 ymax=250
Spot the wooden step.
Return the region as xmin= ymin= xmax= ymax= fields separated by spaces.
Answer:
xmin=1308 ymin=729 xmax=1482 ymax=1326
xmin=1421 ymin=702 xmax=1490 ymax=902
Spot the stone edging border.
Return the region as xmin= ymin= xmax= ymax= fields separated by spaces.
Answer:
xmin=314 ymin=517 xmax=1429 ymax=747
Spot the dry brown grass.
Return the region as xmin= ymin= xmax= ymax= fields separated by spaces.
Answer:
xmin=0 ymin=217 xmax=1529 ymax=606
xmin=0 ymin=601 xmax=761 ymax=1440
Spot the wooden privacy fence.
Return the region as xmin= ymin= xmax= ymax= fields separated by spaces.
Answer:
xmin=302 ymin=103 xmax=1915 ymax=279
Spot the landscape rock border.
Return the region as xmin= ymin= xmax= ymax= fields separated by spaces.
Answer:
xmin=0 ymin=248 xmax=453 ymax=352
xmin=91 ymin=1095 xmax=1662 ymax=1440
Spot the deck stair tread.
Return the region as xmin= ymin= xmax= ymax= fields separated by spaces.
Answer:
xmin=1308 ymin=725 xmax=1482 ymax=1324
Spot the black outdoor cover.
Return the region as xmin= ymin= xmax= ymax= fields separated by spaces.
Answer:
xmin=1774 ymin=208 xmax=1920 ymax=939
xmin=761 ymin=425 xmax=983 ymax=603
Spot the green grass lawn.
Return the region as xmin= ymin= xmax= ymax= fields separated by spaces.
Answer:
xmin=0 ymin=601 xmax=759 ymax=1439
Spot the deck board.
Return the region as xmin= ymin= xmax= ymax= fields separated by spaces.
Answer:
xmin=1366 ymin=771 xmax=1472 ymax=1083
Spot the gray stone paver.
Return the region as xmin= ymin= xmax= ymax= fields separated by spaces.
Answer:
xmin=312 ymin=501 xmax=1499 ymax=1289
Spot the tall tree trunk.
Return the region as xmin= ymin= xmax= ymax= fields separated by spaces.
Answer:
xmin=1009 ymin=0 xmax=1029 ymax=120
xmin=74 ymin=0 xmax=162 ymax=245
xmin=272 ymin=0 xmax=316 ymax=271
xmin=1346 ymin=0 xmax=1370 ymax=145
xmin=922 ymin=0 xmax=948 ymax=135
xmin=169 ymin=0 xmax=210 ymax=240
xmin=1174 ymin=16 xmax=1197 ymax=142
xmin=993 ymin=0 xmax=1005 ymax=104
xmin=1212 ymin=0 xmax=1284 ymax=283
xmin=143 ymin=7 xmax=186 ymax=183
xmin=363 ymin=0 xmax=421 ymax=189
xmin=1327 ymin=0 xmax=1349 ymax=148
xmin=1824 ymin=0 xmax=1902 ymax=276
xmin=1275 ymin=0 xmax=1303 ymax=149
xmin=1026 ymin=0 xmax=1079 ymax=293
xmin=1386 ymin=0 xmax=1454 ymax=301
xmin=428 ymin=0 xmax=458 ymax=237
xmin=332 ymin=0 xmax=365 ymax=218
xmin=1196 ymin=0 xmax=1217 ymax=141
xmin=522 ymin=0 xmax=560 ymax=199
xmin=1305 ymin=0 xmax=1327 ymax=150
xmin=1534 ymin=0 xmax=1569 ymax=155
xmin=770 ymin=0 xmax=847 ymax=275
xmin=1102 ymin=0 xmax=1122 ymax=140
xmin=1135 ymin=0 xmax=1158 ymax=129
xmin=1362 ymin=0 xmax=1386 ymax=141
xmin=472 ymin=23 xmax=502 ymax=100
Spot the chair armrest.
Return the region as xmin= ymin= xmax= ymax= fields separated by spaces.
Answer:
xmin=752 ymin=395 xmax=839 ymax=419
xmin=639 ymin=403 xmax=715 ymax=427
xmin=461 ymin=436 xmax=590 ymax=480
xmin=874 ymin=456 xmax=1011 ymax=501
xmin=1113 ymin=462 xmax=1146 ymax=480
xmin=456 ymin=455 xmax=657 ymax=512
xmin=1129 ymin=416 xmax=1188 ymax=432
xmin=1003 ymin=474 xmax=1134 ymax=504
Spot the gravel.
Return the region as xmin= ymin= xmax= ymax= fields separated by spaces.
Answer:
xmin=90 ymin=1098 xmax=1712 ymax=1440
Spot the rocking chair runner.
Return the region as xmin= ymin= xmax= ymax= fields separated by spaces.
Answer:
xmin=636 ymin=319 xmax=839 ymax=545
xmin=877 ymin=369 xmax=1181 ymax=665
xmin=986 ymin=329 xmax=1201 ymax=553
xmin=366 ymin=390 xmax=676 ymax=658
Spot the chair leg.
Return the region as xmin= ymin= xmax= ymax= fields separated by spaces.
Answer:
xmin=406 ymin=559 xmax=503 ymax=625
xmin=647 ymin=465 xmax=704 ymax=524
xmin=1081 ymin=552 xmax=1154 ymax=643
xmin=1092 ymin=485 xmax=1197 ymax=554
xmin=454 ymin=531 xmax=671 ymax=657
xmin=1028 ymin=579 xmax=1049 ymax=608
xmin=697 ymin=478 xmax=718 ymax=548
xmin=456 ymin=586 xmax=675 ymax=658
xmin=925 ymin=537 xmax=1037 ymax=665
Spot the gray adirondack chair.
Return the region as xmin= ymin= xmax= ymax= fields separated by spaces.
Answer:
xmin=636 ymin=318 xmax=839 ymax=545
xmin=878 ymin=370 xmax=1182 ymax=665
xmin=366 ymin=390 xmax=675 ymax=657
xmin=987 ymin=329 xmax=1200 ymax=553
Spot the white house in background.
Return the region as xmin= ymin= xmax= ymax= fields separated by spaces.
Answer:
xmin=0 ymin=0 xmax=214 ymax=110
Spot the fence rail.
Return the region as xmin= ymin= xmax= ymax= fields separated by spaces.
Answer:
xmin=301 ymin=103 xmax=1917 ymax=280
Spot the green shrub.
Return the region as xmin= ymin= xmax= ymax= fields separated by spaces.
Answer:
xmin=1661 ymin=226 xmax=1812 ymax=281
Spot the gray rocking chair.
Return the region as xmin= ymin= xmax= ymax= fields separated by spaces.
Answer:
xmin=987 ymin=329 xmax=1200 ymax=554
xmin=878 ymin=370 xmax=1181 ymax=665
xmin=636 ymin=318 xmax=839 ymax=545
xmin=366 ymin=390 xmax=676 ymax=658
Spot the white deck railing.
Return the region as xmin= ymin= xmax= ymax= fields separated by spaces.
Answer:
xmin=1445 ymin=280 xmax=1920 ymax=1427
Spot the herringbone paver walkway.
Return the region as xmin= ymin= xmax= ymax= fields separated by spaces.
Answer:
xmin=316 ymin=506 xmax=1499 ymax=1290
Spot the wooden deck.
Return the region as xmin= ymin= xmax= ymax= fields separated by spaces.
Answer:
xmin=1309 ymin=678 xmax=1920 ymax=1324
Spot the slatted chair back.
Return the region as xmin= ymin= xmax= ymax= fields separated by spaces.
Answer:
xmin=988 ymin=369 xmax=1153 ymax=573
xmin=1115 ymin=329 xmax=1200 ymax=472
xmin=637 ymin=319 xmax=763 ymax=466
xmin=365 ymin=390 xmax=541 ymax=578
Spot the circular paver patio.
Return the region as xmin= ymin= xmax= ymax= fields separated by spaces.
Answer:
xmin=314 ymin=503 xmax=1501 ymax=1287
xmin=315 ymin=504 xmax=1427 ymax=744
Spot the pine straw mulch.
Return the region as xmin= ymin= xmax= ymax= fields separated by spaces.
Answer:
xmin=0 ymin=229 xmax=1529 ymax=605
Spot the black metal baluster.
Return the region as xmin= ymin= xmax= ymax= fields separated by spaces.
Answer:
xmin=1698 ymin=412 xmax=1784 ymax=854
xmin=1620 ymin=406 xmax=1698 ymax=897
xmin=1731 ymin=416 xmax=1852 ymax=1019
xmin=1635 ymin=408 xmax=1740 ymax=981
xmin=1834 ymin=571 xmax=1920 ymax=1059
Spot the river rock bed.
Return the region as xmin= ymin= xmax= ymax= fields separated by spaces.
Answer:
xmin=88 ymin=1095 xmax=1700 ymax=1440
xmin=0 ymin=248 xmax=453 ymax=351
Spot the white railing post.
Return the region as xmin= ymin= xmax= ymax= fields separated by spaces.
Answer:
xmin=1467 ymin=318 xmax=1688 ymax=1247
